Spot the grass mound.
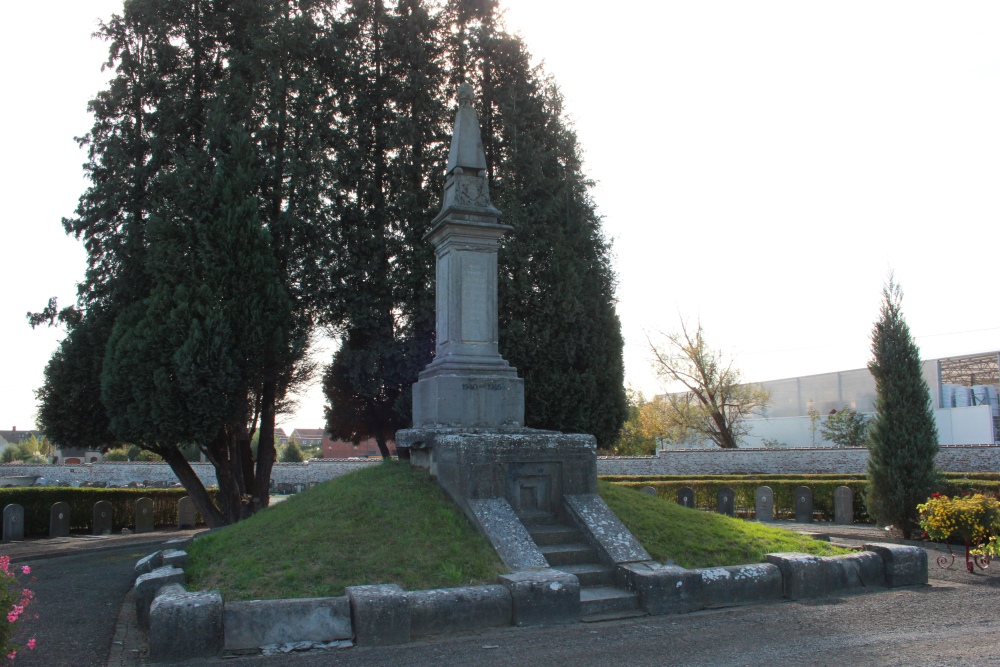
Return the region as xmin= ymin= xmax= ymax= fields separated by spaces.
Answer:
xmin=186 ymin=465 xmax=849 ymax=601
xmin=186 ymin=462 xmax=506 ymax=600
xmin=599 ymin=480 xmax=851 ymax=568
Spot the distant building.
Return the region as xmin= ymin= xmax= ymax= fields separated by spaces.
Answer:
xmin=290 ymin=428 xmax=325 ymax=447
xmin=0 ymin=427 xmax=43 ymax=452
xmin=321 ymin=434 xmax=396 ymax=459
xmin=660 ymin=351 xmax=1000 ymax=449
xmin=274 ymin=428 xmax=289 ymax=445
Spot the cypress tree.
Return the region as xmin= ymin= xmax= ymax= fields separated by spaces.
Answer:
xmin=865 ymin=276 xmax=939 ymax=538
xmin=450 ymin=2 xmax=627 ymax=447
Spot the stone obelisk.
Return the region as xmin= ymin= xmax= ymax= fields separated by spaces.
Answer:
xmin=410 ymin=82 xmax=524 ymax=428
xmin=397 ymin=85 xmax=648 ymax=575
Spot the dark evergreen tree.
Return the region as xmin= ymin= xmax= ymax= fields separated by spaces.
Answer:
xmin=448 ymin=2 xmax=627 ymax=447
xmin=34 ymin=0 xmax=337 ymax=524
xmin=323 ymin=0 xmax=448 ymax=457
xmin=865 ymin=277 xmax=939 ymax=538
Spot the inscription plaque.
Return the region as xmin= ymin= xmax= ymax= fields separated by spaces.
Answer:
xmin=460 ymin=256 xmax=489 ymax=341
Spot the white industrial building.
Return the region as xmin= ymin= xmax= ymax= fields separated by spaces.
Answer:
xmin=663 ymin=351 xmax=1000 ymax=449
xmin=742 ymin=351 xmax=999 ymax=447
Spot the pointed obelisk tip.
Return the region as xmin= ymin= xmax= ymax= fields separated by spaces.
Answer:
xmin=458 ymin=81 xmax=474 ymax=106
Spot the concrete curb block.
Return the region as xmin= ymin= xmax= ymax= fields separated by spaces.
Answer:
xmin=346 ymin=584 xmax=410 ymax=646
xmin=498 ymin=568 xmax=580 ymax=626
xmin=863 ymin=543 xmax=929 ymax=587
xmin=695 ymin=563 xmax=784 ymax=608
xmin=135 ymin=539 xmax=931 ymax=656
xmin=149 ymin=585 xmax=223 ymax=663
xmin=224 ymin=597 xmax=352 ymax=650
xmin=134 ymin=565 xmax=185 ymax=629
xmin=409 ymin=585 xmax=512 ymax=639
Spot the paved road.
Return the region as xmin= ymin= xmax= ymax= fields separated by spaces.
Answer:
xmin=9 ymin=547 xmax=148 ymax=667
xmin=6 ymin=530 xmax=1000 ymax=666
xmin=202 ymin=572 xmax=1000 ymax=667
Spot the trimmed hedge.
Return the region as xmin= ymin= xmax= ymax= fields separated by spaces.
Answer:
xmin=0 ymin=488 xmax=206 ymax=536
xmin=609 ymin=476 xmax=1000 ymax=524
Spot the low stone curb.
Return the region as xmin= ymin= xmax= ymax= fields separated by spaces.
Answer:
xmin=133 ymin=542 xmax=928 ymax=662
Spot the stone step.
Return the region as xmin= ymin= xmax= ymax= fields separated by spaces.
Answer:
xmin=518 ymin=511 xmax=558 ymax=527
xmin=554 ymin=563 xmax=615 ymax=588
xmin=580 ymin=586 xmax=641 ymax=618
xmin=527 ymin=524 xmax=583 ymax=546
xmin=579 ymin=608 xmax=649 ymax=623
xmin=539 ymin=543 xmax=599 ymax=567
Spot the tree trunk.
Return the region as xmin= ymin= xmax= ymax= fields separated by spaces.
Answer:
xmin=254 ymin=376 xmax=278 ymax=508
xmin=375 ymin=432 xmax=391 ymax=460
xmin=160 ymin=447 xmax=226 ymax=528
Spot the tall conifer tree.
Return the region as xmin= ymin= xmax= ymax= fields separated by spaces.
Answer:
xmin=865 ymin=276 xmax=939 ymax=538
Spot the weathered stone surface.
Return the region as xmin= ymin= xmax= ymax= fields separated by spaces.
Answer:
xmin=640 ymin=486 xmax=657 ymax=497
xmin=224 ymin=597 xmax=352 ymax=650
xmin=755 ymin=486 xmax=774 ymax=522
xmin=565 ymin=494 xmax=651 ymax=564
xmin=676 ymin=487 xmax=695 ymax=508
xmin=695 ymin=564 xmax=783 ymax=608
xmin=834 ymin=486 xmax=853 ymax=525
xmin=765 ymin=552 xmax=831 ymax=599
xmin=135 ymin=566 xmax=185 ymax=629
xmin=399 ymin=429 xmax=598 ymax=518
xmin=498 ymin=568 xmax=580 ymax=626
xmin=346 ymin=584 xmax=410 ymax=646
xmin=407 ymin=85 xmax=522 ymax=431
xmin=717 ymin=487 xmax=735 ymax=517
xmin=93 ymin=500 xmax=113 ymax=535
xmin=149 ymin=587 xmax=223 ymax=662
xmin=2 ymin=504 xmax=23 ymax=542
xmin=49 ymin=501 xmax=71 ymax=537
xmin=794 ymin=486 xmax=813 ymax=523
xmin=823 ymin=551 xmax=885 ymax=591
xmin=135 ymin=497 xmax=154 ymax=533
xmin=615 ymin=562 xmax=703 ymax=615
xmin=409 ymin=585 xmax=511 ymax=639
xmin=134 ymin=551 xmax=164 ymax=578
xmin=177 ymin=496 xmax=196 ymax=529
xmin=467 ymin=497 xmax=548 ymax=571
xmin=161 ymin=549 xmax=188 ymax=569
xmin=863 ymin=543 xmax=928 ymax=587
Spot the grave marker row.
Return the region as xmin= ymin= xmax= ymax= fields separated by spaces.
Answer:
xmin=2 ymin=495 xmax=199 ymax=541
xmin=674 ymin=485 xmax=856 ymax=524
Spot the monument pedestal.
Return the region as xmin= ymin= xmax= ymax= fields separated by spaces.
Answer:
xmin=397 ymin=427 xmax=597 ymax=524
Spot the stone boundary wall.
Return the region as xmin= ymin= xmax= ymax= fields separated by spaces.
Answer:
xmin=597 ymin=445 xmax=1000 ymax=476
xmin=0 ymin=459 xmax=379 ymax=487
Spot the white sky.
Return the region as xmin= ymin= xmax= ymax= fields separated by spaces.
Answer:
xmin=2 ymin=1 xmax=998 ymax=434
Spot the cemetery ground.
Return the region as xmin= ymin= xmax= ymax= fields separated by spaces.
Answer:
xmin=184 ymin=463 xmax=848 ymax=600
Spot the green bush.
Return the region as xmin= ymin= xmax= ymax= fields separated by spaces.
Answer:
xmin=0 ymin=488 xmax=205 ymax=536
xmin=607 ymin=474 xmax=1000 ymax=524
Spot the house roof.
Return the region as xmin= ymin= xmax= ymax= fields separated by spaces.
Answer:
xmin=291 ymin=428 xmax=326 ymax=440
xmin=0 ymin=430 xmax=42 ymax=446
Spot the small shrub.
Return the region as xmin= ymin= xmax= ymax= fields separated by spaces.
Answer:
xmin=0 ymin=556 xmax=36 ymax=660
xmin=918 ymin=493 xmax=1000 ymax=546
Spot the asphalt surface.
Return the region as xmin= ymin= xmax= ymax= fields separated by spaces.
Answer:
xmin=4 ymin=525 xmax=1000 ymax=667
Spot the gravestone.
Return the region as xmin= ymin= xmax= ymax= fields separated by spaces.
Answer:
xmin=834 ymin=486 xmax=853 ymax=525
xmin=136 ymin=497 xmax=154 ymax=533
xmin=755 ymin=486 xmax=774 ymax=522
xmin=640 ymin=486 xmax=657 ymax=497
xmin=93 ymin=501 xmax=113 ymax=535
xmin=717 ymin=487 xmax=735 ymax=517
xmin=49 ymin=501 xmax=71 ymax=537
xmin=3 ymin=504 xmax=24 ymax=542
xmin=677 ymin=487 xmax=695 ymax=508
xmin=177 ymin=497 xmax=196 ymax=529
xmin=794 ymin=486 xmax=813 ymax=523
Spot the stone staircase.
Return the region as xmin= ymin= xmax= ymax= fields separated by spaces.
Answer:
xmin=525 ymin=517 xmax=646 ymax=621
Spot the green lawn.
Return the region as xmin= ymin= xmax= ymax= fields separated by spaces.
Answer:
xmin=186 ymin=464 xmax=848 ymax=600
xmin=186 ymin=462 xmax=507 ymax=600
xmin=599 ymin=480 xmax=851 ymax=568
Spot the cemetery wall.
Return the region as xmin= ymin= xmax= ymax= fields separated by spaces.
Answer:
xmin=597 ymin=444 xmax=1000 ymax=476
xmin=0 ymin=459 xmax=379 ymax=487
